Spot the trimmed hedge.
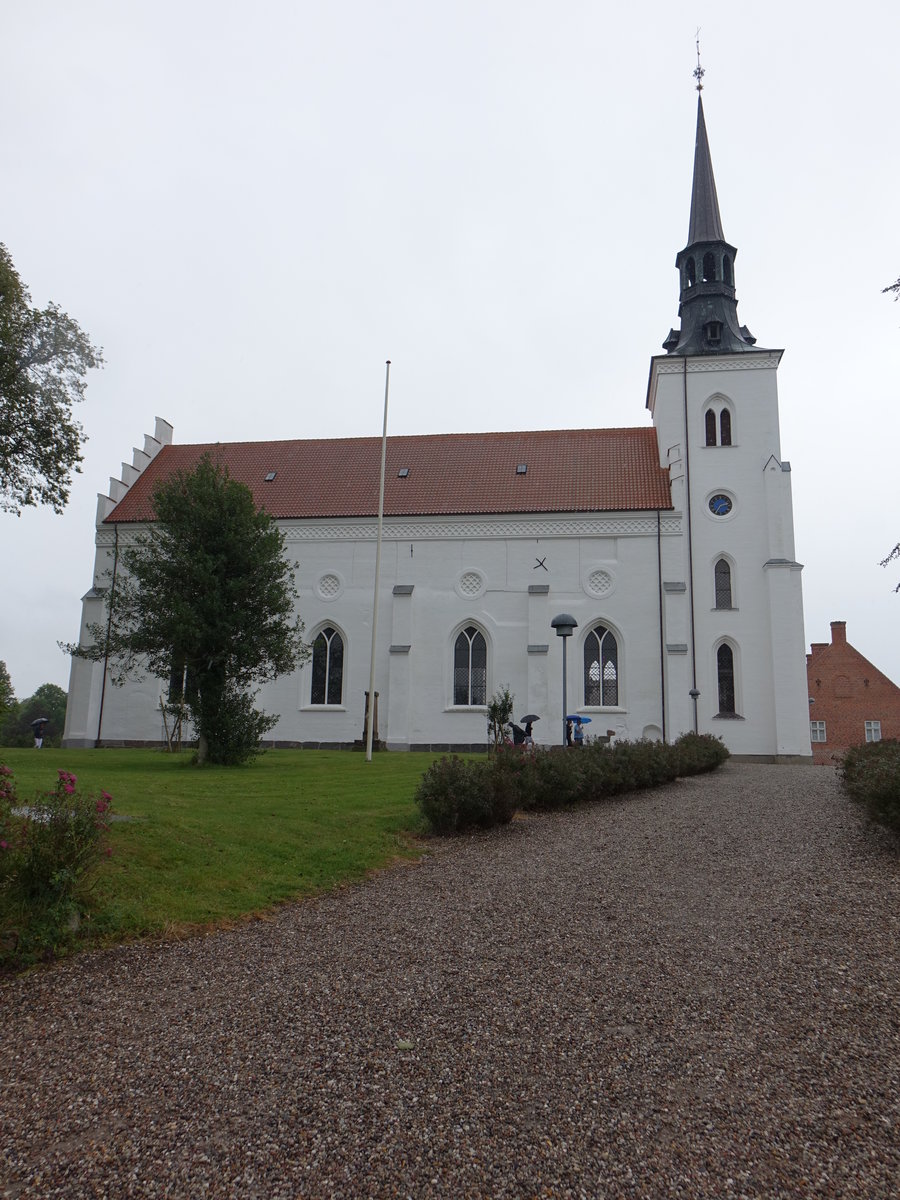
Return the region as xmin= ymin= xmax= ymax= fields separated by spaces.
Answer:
xmin=416 ymin=733 xmax=729 ymax=834
xmin=837 ymin=739 xmax=900 ymax=835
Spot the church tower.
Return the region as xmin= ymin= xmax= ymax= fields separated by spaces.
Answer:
xmin=647 ymin=88 xmax=811 ymax=759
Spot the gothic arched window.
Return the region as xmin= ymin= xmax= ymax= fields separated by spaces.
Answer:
xmin=723 ymin=255 xmax=733 ymax=285
xmin=705 ymin=409 xmax=717 ymax=446
xmin=685 ymin=257 xmax=696 ymax=287
xmin=584 ymin=624 xmax=619 ymax=707
xmin=454 ymin=626 xmax=487 ymax=706
xmin=717 ymin=643 xmax=736 ymax=714
xmin=714 ymin=559 xmax=733 ymax=609
xmin=702 ymin=252 xmax=716 ymax=282
xmin=719 ymin=409 xmax=732 ymax=445
xmin=311 ymin=626 xmax=344 ymax=705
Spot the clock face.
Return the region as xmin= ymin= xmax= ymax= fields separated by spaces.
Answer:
xmin=709 ymin=493 xmax=733 ymax=516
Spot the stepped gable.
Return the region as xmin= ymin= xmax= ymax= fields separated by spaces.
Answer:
xmin=105 ymin=426 xmax=672 ymax=522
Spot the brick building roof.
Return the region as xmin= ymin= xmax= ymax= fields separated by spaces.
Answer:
xmin=106 ymin=427 xmax=672 ymax=523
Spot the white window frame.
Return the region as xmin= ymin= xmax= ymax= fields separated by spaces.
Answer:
xmin=810 ymin=720 xmax=826 ymax=743
xmin=865 ymin=720 xmax=882 ymax=743
xmin=450 ymin=623 xmax=489 ymax=709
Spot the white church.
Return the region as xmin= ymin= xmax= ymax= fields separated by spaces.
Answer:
xmin=63 ymin=96 xmax=812 ymax=761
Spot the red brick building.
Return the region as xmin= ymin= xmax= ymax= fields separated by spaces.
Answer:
xmin=806 ymin=621 xmax=900 ymax=764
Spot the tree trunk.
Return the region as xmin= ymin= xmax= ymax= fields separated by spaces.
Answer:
xmin=197 ymin=731 xmax=209 ymax=764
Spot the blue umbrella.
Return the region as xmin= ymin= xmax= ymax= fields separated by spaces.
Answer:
xmin=565 ymin=715 xmax=592 ymax=723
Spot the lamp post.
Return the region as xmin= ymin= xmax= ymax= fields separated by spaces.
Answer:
xmin=551 ymin=614 xmax=578 ymax=747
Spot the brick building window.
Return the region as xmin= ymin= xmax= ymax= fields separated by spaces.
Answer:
xmin=865 ymin=720 xmax=882 ymax=743
xmin=810 ymin=720 xmax=827 ymax=743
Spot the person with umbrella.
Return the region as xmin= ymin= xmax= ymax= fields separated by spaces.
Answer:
xmin=520 ymin=713 xmax=540 ymax=750
xmin=565 ymin=715 xmax=591 ymax=748
xmin=31 ymin=717 xmax=49 ymax=749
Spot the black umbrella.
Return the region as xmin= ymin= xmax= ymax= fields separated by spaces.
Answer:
xmin=30 ymin=717 xmax=50 ymax=727
xmin=520 ymin=714 xmax=540 ymax=724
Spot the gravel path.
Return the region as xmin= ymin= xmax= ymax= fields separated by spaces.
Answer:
xmin=2 ymin=763 xmax=899 ymax=1199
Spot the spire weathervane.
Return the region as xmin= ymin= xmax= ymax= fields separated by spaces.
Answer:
xmin=693 ymin=30 xmax=705 ymax=92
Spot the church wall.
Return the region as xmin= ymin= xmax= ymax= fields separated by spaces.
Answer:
xmin=65 ymin=511 xmax=680 ymax=750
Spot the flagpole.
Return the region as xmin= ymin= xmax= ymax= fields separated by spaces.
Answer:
xmin=366 ymin=360 xmax=391 ymax=761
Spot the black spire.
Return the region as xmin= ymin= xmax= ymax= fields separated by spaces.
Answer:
xmin=663 ymin=95 xmax=761 ymax=356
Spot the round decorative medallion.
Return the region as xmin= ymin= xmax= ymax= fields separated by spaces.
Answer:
xmin=317 ymin=573 xmax=342 ymax=600
xmin=588 ymin=569 xmax=613 ymax=597
xmin=458 ymin=571 xmax=484 ymax=598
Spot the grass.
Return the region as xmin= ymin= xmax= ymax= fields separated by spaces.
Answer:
xmin=1 ymin=747 xmax=446 ymax=955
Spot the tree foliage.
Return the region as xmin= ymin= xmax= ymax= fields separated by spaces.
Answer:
xmin=884 ymin=277 xmax=900 ymax=301
xmin=64 ymin=455 xmax=308 ymax=765
xmin=0 ymin=660 xmax=15 ymax=718
xmin=486 ymin=685 xmax=515 ymax=750
xmin=0 ymin=682 xmax=68 ymax=748
xmin=0 ymin=243 xmax=103 ymax=515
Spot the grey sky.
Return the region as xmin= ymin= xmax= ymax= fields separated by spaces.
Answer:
xmin=2 ymin=1 xmax=899 ymax=701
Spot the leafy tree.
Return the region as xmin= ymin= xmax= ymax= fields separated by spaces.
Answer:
xmin=884 ymin=277 xmax=900 ymax=301
xmin=0 ymin=660 xmax=15 ymax=718
xmin=64 ymin=455 xmax=308 ymax=765
xmin=0 ymin=243 xmax=103 ymax=515
xmin=0 ymin=682 xmax=67 ymax=748
xmin=486 ymin=685 xmax=515 ymax=750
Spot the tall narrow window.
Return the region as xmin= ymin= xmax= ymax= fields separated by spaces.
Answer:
xmin=584 ymin=624 xmax=619 ymax=707
xmin=454 ymin=626 xmax=487 ymax=706
xmin=702 ymin=252 xmax=716 ymax=282
xmin=719 ymin=409 xmax=732 ymax=445
xmin=717 ymin=644 xmax=736 ymax=714
xmin=714 ymin=559 xmax=733 ymax=609
xmin=865 ymin=720 xmax=882 ymax=743
xmin=705 ymin=409 xmax=717 ymax=446
xmin=311 ymin=626 xmax=344 ymax=705
xmin=723 ymin=255 xmax=733 ymax=285
xmin=685 ymin=257 xmax=696 ymax=287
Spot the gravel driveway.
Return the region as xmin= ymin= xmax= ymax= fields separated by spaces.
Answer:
xmin=2 ymin=762 xmax=899 ymax=1199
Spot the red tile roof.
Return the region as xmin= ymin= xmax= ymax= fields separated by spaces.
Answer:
xmin=105 ymin=427 xmax=672 ymax=523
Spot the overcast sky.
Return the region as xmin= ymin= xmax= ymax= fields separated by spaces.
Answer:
xmin=2 ymin=1 xmax=899 ymax=703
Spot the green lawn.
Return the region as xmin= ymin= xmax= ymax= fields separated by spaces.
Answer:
xmin=1 ymin=747 xmax=446 ymax=951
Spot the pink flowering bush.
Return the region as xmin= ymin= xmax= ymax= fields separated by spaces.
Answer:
xmin=1 ymin=766 xmax=113 ymax=966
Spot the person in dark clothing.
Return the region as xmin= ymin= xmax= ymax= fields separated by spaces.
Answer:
xmin=31 ymin=719 xmax=47 ymax=749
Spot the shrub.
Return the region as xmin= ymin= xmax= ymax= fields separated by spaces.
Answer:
xmin=416 ymin=732 xmax=729 ymax=834
xmin=0 ymin=767 xmax=113 ymax=967
xmin=416 ymin=756 xmax=513 ymax=834
xmin=838 ymin=739 xmax=900 ymax=834
xmin=522 ymin=746 xmax=586 ymax=811
xmin=670 ymin=732 xmax=730 ymax=776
